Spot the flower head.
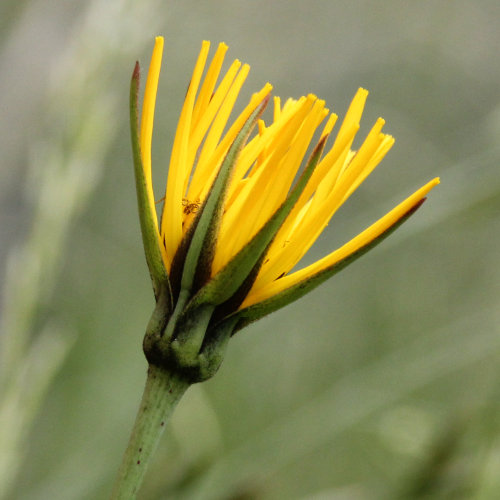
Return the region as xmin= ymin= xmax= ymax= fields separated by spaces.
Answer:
xmin=130 ymin=37 xmax=439 ymax=380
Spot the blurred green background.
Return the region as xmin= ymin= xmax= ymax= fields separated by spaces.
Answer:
xmin=1 ymin=1 xmax=499 ymax=499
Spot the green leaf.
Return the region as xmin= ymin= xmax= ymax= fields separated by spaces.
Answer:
xmin=130 ymin=62 xmax=172 ymax=305
xmin=189 ymin=135 xmax=328 ymax=308
xmin=231 ymin=198 xmax=428 ymax=333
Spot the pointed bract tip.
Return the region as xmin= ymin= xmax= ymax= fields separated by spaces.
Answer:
xmin=261 ymin=92 xmax=272 ymax=107
xmin=132 ymin=61 xmax=140 ymax=82
xmin=255 ymin=92 xmax=272 ymax=119
xmin=316 ymin=133 xmax=329 ymax=150
xmin=411 ymin=197 xmax=427 ymax=212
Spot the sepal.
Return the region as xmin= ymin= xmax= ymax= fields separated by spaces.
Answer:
xmin=196 ymin=316 xmax=239 ymax=381
xmin=175 ymin=95 xmax=270 ymax=297
xmin=143 ymin=300 xmax=239 ymax=383
xmin=188 ymin=135 xmax=328 ymax=309
xmin=130 ymin=63 xmax=172 ymax=305
xmin=228 ymin=198 xmax=427 ymax=333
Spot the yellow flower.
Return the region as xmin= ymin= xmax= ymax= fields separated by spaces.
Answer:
xmin=135 ymin=36 xmax=438 ymax=321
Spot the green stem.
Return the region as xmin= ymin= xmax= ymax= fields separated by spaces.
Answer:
xmin=110 ymin=364 xmax=190 ymax=499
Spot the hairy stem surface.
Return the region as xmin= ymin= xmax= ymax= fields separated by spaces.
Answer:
xmin=110 ymin=364 xmax=190 ymax=499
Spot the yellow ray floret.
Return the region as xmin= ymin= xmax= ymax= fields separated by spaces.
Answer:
xmin=139 ymin=36 xmax=163 ymax=230
xmin=139 ymin=37 xmax=439 ymax=310
xmin=241 ymin=177 xmax=440 ymax=308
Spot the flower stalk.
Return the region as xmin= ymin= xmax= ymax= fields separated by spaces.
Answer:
xmin=110 ymin=365 xmax=189 ymax=500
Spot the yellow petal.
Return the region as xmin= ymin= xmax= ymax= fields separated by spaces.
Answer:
xmin=242 ymin=177 xmax=440 ymax=308
xmin=139 ymin=36 xmax=164 ymax=227
xmin=162 ymin=41 xmax=211 ymax=263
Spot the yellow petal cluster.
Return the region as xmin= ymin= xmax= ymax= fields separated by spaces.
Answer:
xmin=139 ymin=37 xmax=439 ymax=310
